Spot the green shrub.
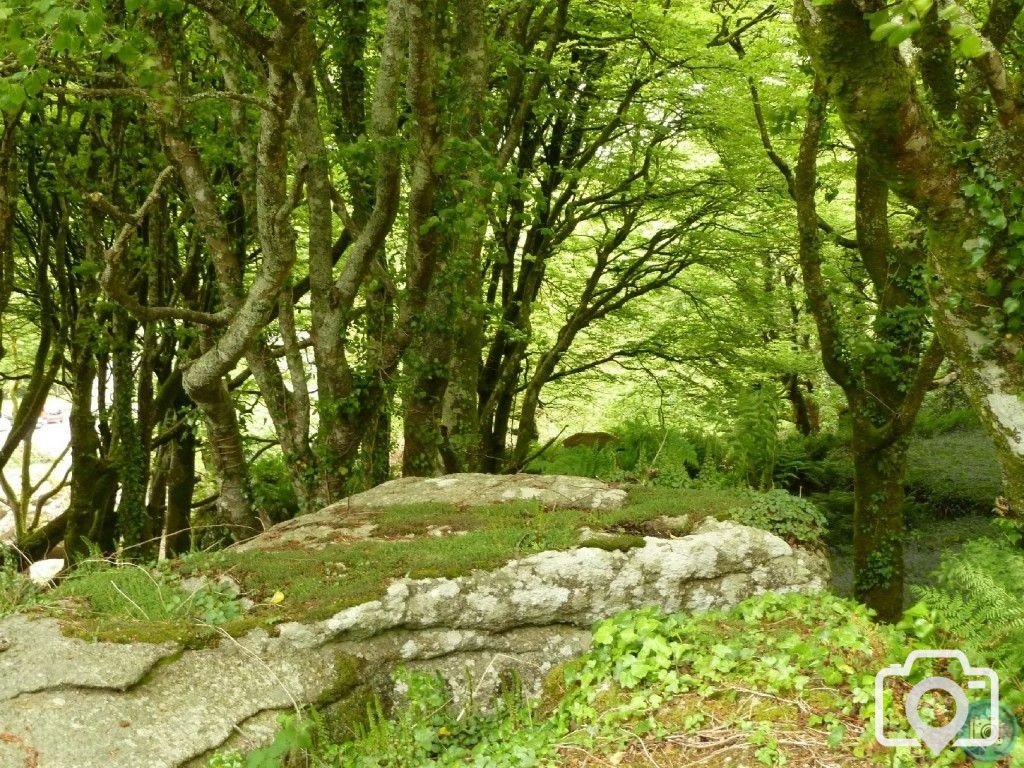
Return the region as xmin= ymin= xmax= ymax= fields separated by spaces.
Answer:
xmin=250 ymin=452 xmax=300 ymax=523
xmin=528 ymin=421 xmax=700 ymax=488
xmin=724 ymin=384 xmax=782 ymax=489
xmin=773 ymin=432 xmax=852 ymax=494
xmin=614 ymin=421 xmax=699 ymax=487
xmin=730 ymin=489 xmax=828 ymax=544
xmin=811 ymin=490 xmax=855 ymax=546
xmin=528 ymin=443 xmax=622 ymax=481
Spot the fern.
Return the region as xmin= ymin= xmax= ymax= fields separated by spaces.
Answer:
xmin=915 ymin=538 xmax=1024 ymax=690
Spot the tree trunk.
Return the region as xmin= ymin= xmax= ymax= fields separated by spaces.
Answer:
xmin=793 ymin=0 xmax=1024 ymax=520
xmin=928 ymin=232 xmax=1024 ymax=517
xmin=786 ymin=374 xmax=819 ymax=436
xmin=851 ymin=424 xmax=909 ymax=622
xmin=185 ymin=378 xmax=257 ymax=538
xmin=164 ymin=427 xmax=195 ymax=557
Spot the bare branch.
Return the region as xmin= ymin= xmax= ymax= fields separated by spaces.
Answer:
xmin=98 ymin=167 xmax=231 ymax=327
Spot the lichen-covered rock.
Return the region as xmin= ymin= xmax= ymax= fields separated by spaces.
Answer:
xmin=240 ymin=473 xmax=627 ymax=552
xmin=333 ymin=473 xmax=628 ymax=511
xmin=273 ymin=518 xmax=825 ymax=646
xmin=0 ymin=492 xmax=828 ymax=768
xmin=0 ymin=620 xmax=348 ymax=768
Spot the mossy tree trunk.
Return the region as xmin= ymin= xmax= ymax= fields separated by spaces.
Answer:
xmin=851 ymin=421 xmax=909 ymax=620
xmin=787 ymin=81 xmax=942 ymax=621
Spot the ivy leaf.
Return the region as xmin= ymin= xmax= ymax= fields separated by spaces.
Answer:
xmin=0 ymin=83 xmax=26 ymax=114
xmin=84 ymin=10 xmax=103 ymax=35
xmin=957 ymin=34 xmax=985 ymax=58
xmin=888 ymin=21 xmax=921 ymax=46
xmin=871 ymin=21 xmax=900 ymax=41
xmin=963 ymin=236 xmax=991 ymax=254
xmin=910 ymin=0 xmax=932 ymax=17
xmin=986 ymin=210 xmax=1007 ymax=229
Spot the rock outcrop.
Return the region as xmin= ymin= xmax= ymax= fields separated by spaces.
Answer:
xmin=0 ymin=475 xmax=828 ymax=768
xmin=240 ymin=473 xmax=628 ymax=552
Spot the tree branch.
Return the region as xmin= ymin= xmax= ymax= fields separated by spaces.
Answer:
xmin=98 ymin=167 xmax=232 ymax=327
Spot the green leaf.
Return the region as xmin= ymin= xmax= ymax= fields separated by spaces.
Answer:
xmin=962 ymin=236 xmax=991 ymax=254
xmin=986 ymin=210 xmax=1008 ymax=229
xmin=84 ymin=10 xmax=103 ymax=35
xmin=957 ymin=33 xmax=985 ymax=58
xmin=910 ymin=0 xmax=932 ymax=17
xmin=0 ymin=83 xmax=26 ymax=114
xmin=22 ymin=68 xmax=48 ymax=97
xmin=827 ymin=723 xmax=846 ymax=748
xmin=870 ymin=20 xmax=900 ymax=41
xmin=888 ymin=20 xmax=921 ymax=46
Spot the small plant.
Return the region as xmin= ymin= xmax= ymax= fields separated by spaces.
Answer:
xmin=207 ymin=714 xmax=313 ymax=768
xmin=53 ymin=561 xmax=243 ymax=627
xmin=0 ymin=556 xmax=40 ymax=617
xmin=321 ymin=668 xmax=555 ymax=767
xmin=730 ymin=489 xmax=828 ymax=544
xmin=249 ymin=453 xmax=301 ymax=524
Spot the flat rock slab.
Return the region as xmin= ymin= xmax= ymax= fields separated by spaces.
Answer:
xmin=0 ymin=621 xmax=344 ymax=768
xmin=330 ymin=474 xmax=628 ymax=511
xmin=0 ymin=615 xmax=178 ymax=700
xmin=241 ymin=473 xmax=628 ymax=552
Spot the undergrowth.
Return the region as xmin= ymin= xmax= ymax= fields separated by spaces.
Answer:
xmin=913 ymin=530 xmax=1024 ymax=699
xmin=210 ymin=592 xmax=1022 ymax=767
xmin=0 ymin=557 xmax=40 ymax=617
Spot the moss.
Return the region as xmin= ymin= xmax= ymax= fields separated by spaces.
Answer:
xmin=537 ymin=661 xmax=571 ymax=717
xmin=318 ymin=684 xmax=378 ymax=743
xmin=577 ymin=534 xmax=646 ymax=552
xmin=315 ymin=651 xmax=364 ymax=706
xmin=60 ymin=617 xmax=217 ymax=648
xmin=617 ymin=486 xmax=749 ymax=524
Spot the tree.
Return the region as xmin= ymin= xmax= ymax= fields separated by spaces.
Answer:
xmin=794 ymin=0 xmax=1024 ymax=526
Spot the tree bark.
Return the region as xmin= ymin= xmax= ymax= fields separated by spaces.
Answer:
xmin=164 ymin=426 xmax=196 ymax=557
xmin=851 ymin=424 xmax=908 ymax=620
